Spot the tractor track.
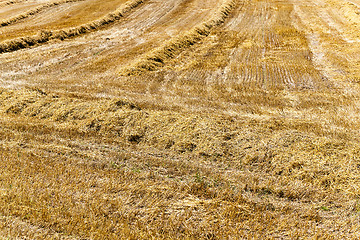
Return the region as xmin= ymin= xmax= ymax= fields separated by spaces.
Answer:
xmin=2 ymin=0 xmax=360 ymax=238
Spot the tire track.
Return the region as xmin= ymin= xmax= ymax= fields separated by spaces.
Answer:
xmin=0 ymin=0 xmax=227 ymax=93
xmin=160 ymin=0 xmax=324 ymax=94
xmin=0 ymin=0 xmax=354 ymax=115
xmin=72 ymin=0 xmax=220 ymax=73
xmin=107 ymin=0 xmax=326 ymax=116
xmin=291 ymin=0 xmax=360 ymax=88
xmin=2 ymin=1 xmax=360 ymax=238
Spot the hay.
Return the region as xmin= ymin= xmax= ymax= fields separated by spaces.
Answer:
xmin=0 ymin=0 xmax=145 ymax=53
xmin=120 ymin=0 xmax=237 ymax=75
xmin=0 ymin=0 xmax=25 ymax=7
xmin=0 ymin=87 xmax=354 ymax=160
xmin=0 ymin=87 xmax=249 ymax=157
xmin=2 ymin=0 xmax=360 ymax=238
xmin=0 ymin=0 xmax=86 ymax=27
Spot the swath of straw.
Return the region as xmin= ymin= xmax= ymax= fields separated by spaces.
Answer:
xmin=0 ymin=0 xmax=146 ymax=54
xmin=0 ymin=0 xmax=87 ymax=27
xmin=0 ymin=0 xmax=25 ymax=7
xmin=119 ymin=0 xmax=237 ymax=76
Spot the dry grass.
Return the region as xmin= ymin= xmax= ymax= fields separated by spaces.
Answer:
xmin=0 ymin=0 xmax=86 ymax=27
xmin=120 ymin=0 xmax=237 ymax=75
xmin=1 ymin=0 xmax=360 ymax=238
xmin=0 ymin=0 xmax=145 ymax=53
xmin=1 ymin=87 xmax=360 ymax=239
xmin=0 ymin=0 xmax=24 ymax=7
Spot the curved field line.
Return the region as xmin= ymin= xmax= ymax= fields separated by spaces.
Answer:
xmin=0 ymin=0 xmax=86 ymax=27
xmin=0 ymin=0 xmax=145 ymax=54
xmin=0 ymin=0 xmax=220 ymax=88
xmin=0 ymin=0 xmax=26 ymax=8
xmin=119 ymin=0 xmax=237 ymax=76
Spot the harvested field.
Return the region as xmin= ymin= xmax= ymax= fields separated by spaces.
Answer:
xmin=1 ymin=0 xmax=360 ymax=239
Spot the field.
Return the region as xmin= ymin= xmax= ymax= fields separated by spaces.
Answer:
xmin=1 ymin=0 xmax=360 ymax=238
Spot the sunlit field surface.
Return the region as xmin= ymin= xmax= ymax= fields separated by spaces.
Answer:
xmin=1 ymin=0 xmax=360 ymax=238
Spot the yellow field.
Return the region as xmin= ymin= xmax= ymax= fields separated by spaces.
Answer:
xmin=1 ymin=0 xmax=360 ymax=238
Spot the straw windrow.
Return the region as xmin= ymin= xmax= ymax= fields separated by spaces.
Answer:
xmin=120 ymin=0 xmax=237 ymax=75
xmin=0 ymin=0 xmax=145 ymax=53
xmin=0 ymin=0 xmax=86 ymax=27
xmin=2 ymin=0 xmax=360 ymax=238
xmin=0 ymin=86 xmax=358 ymax=169
xmin=0 ymin=0 xmax=25 ymax=7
